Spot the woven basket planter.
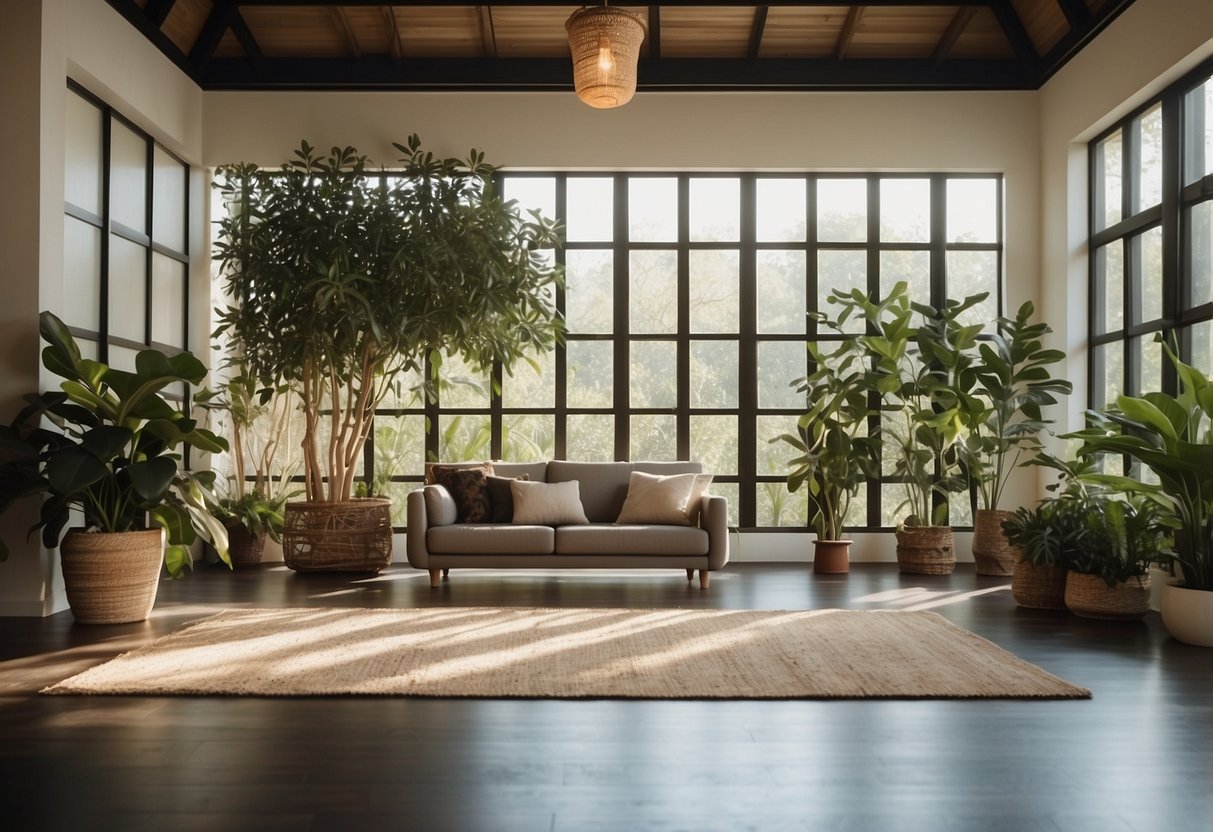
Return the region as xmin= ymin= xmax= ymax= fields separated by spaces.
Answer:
xmin=972 ymin=509 xmax=1016 ymax=576
xmin=895 ymin=526 xmax=955 ymax=575
xmin=1012 ymin=559 xmax=1068 ymax=610
xmin=59 ymin=528 xmax=165 ymax=624
xmin=226 ymin=525 xmax=267 ymax=569
xmin=1065 ymin=571 xmax=1151 ymax=620
xmin=282 ymin=499 xmax=393 ymax=573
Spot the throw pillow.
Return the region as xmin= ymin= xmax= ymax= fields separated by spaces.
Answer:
xmin=510 ymin=480 xmax=590 ymax=526
xmin=430 ymin=463 xmax=493 ymax=523
xmin=486 ymin=473 xmax=530 ymax=523
xmin=616 ymin=471 xmax=712 ymax=526
xmin=684 ymin=473 xmax=715 ymax=526
xmin=423 ymin=484 xmax=459 ymax=526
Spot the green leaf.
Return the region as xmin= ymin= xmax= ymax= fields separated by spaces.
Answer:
xmin=79 ymin=426 xmax=132 ymax=462
xmin=44 ymin=447 xmax=108 ymax=495
xmin=127 ymin=458 xmax=178 ymax=502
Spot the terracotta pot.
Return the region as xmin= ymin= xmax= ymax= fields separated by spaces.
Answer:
xmin=226 ymin=524 xmax=267 ymax=568
xmin=813 ymin=539 xmax=851 ymax=574
xmin=972 ymin=509 xmax=1015 ymax=576
xmin=895 ymin=526 xmax=955 ymax=575
xmin=282 ymin=498 xmax=393 ymax=573
xmin=1161 ymin=581 xmax=1213 ymax=647
xmin=1012 ymin=559 xmax=1068 ymax=610
xmin=59 ymin=528 xmax=165 ymax=624
xmin=1064 ymin=571 xmax=1151 ymax=620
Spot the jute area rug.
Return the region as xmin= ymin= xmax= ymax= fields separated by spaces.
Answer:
xmin=43 ymin=607 xmax=1090 ymax=699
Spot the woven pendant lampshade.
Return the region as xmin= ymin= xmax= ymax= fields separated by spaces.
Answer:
xmin=565 ymin=5 xmax=647 ymax=109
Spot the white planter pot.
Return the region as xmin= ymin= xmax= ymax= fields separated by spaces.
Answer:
xmin=1161 ymin=581 xmax=1213 ymax=647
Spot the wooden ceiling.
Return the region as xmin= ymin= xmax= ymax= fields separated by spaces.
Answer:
xmin=110 ymin=1 xmax=1135 ymax=91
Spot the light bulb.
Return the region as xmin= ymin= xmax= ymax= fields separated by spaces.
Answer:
xmin=597 ymin=44 xmax=615 ymax=74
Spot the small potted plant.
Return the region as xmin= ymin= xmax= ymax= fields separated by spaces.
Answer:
xmin=776 ymin=323 xmax=879 ymax=573
xmin=0 ymin=312 xmax=230 ymax=623
xmin=1063 ymin=493 xmax=1168 ymax=620
xmin=1001 ymin=498 xmax=1081 ymax=610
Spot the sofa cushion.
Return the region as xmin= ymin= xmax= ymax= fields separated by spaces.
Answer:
xmin=546 ymin=461 xmax=633 ymax=522
xmin=616 ymin=471 xmax=699 ymax=525
xmin=430 ymin=464 xmax=493 ymax=523
xmin=489 ymin=461 xmax=548 ymax=482
xmin=428 ymin=524 xmax=555 ymax=555
xmin=556 ymin=524 xmax=710 ymax=556
xmin=423 ymin=484 xmax=459 ymax=526
xmin=511 ymin=480 xmax=590 ymax=526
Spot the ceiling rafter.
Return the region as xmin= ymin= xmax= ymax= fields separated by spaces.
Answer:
xmin=1035 ymin=0 xmax=1135 ymax=85
xmin=748 ymin=6 xmax=769 ymax=61
xmin=144 ymin=0 xmax=176 ymax=27
xmin=933 ymin=6 xmax=977 ymax=65
xmin=835 ymin=6 xmax=863 ymax=61
xmin=189 ymin=0 xmax=240 ymax=73
xmin=230 ymin=11 xmax=267 ymax=76
xmin=986 ymin=0 xmax=1039 ymax=75
xmin=333 ymin=6 xmax=362 ymax=58
xmin=382 ymin=5 xmax=403 ymax=61
xmin=648 ymin=6 xmax=661 ymax=59
xmin=1057 ymin=0 xmax=1092 ymax=29
xmin=478 ymin=6 xmax=498 ymax=59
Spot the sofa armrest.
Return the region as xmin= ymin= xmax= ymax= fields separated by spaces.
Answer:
xmin=406 ymin=488 xmax=431 ymax=569
xmin=701 ymin=494 xmax=730 ymax=571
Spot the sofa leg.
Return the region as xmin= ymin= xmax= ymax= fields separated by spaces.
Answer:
xmin=686 ymin=568 xmax=695 ymax=581
xmin=699 ymin=570 xmax=710 ymax=590
xmin=429 ymin=569 xmax=442 ymax=588
xmin=442 ymin=568 xmax=450 ymax=579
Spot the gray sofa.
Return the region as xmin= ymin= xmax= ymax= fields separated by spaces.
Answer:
xmin=405 ymin=460 xmax=730 ymax=588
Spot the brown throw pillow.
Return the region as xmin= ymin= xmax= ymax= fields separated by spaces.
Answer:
xmin=430 ymin=464 xmax=493 ymax=523
xmin=486 ymin=474 xmax=529 ymax=523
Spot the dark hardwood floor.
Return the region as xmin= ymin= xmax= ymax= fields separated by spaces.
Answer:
xmin=1 ymin=562 xmax=1209 ymax=832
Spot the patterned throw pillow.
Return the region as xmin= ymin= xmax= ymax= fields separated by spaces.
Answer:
xmin=430 ymin=464 xmax=493 ymax=523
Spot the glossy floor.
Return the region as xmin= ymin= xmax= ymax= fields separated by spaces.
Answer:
xmin=1 ymin=562 xmax=1209 ymax=832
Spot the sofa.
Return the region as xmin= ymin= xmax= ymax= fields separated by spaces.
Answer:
xmin=405 ymin=460 xmax=729 ymax=588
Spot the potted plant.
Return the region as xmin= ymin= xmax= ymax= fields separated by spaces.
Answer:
xmin=0 ymin=312 xmax=230 ymax=623
xmin=826 ymin=282 xmax=983 ymax=574
xmin=776 ymin=324 xmax=880 ymax=573
xmin=1064 ymin=493 xmax=1167 ymax=620
xmin=1065 ymin=337 xmax=1213 ymax=644
xmin=1001 ymin=498 xmax=1080 ymax=610
xmin=957 ymin=302 xmax=1072 ymax=576
xmin=213 ymin=138 xmax=562 ymax=572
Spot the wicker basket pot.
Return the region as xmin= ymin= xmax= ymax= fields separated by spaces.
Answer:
xmin=895 ymin=525 xmax=956 ymax=575
xmin=1012 ymin=559 xmax=1068 ymax=610
xmin=282 ymin=499 xmax=393 ymax=573
xmin=226 ymin=524 xmax=267 ymax=569
xmin=59 ymin=528 xmax=165 ymax=624
xmin=972 ymin=509 xmax=1016 ymax=576
xmin=1065 ymin=571 xmax=1151 ymax=620
xmin=812 ymin=539 xmax=851 ymax=574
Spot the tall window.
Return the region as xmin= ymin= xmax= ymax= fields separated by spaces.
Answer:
xmin=62 ymin=82 xmax=191 ymax=399
xmin=369 ymin=172 xmax=1004 ymax=531
xmin=1089 ymin=59 xmax=1213 ymax=410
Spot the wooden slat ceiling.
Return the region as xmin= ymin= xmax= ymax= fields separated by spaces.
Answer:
xmin=111 ymin=0 xmax=1137 ymax=91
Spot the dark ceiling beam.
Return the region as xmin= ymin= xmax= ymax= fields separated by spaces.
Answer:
xmin=835 ymin=6 xmax=862 ymax=61
xmin=1056 ymin=0 xmax=1091 ymax=29
xmin=383 ymin=6 xmax=403 ymax=60
xmin=748 ymin=6 xmax=769 ymax=60
xmin=103 ymin=1 xmax=197 ymax=78
xmin=333 ymin=6 xmax=362 ymax=58
xmin=648 ymin=6 xmax=661 ymax=59
xmin=1034 ymin=0 xmax=1135 ymax=86
xmin=230 ymin=11 xmax=267 ymax=77
xmin=189 ymin=0 xmax=239 ymax=73
xmin=201 ymin=55 xmax=1031 ymax=90
xmin=986 ymin=0 xmax=1039 ymax=75
xmin=478 ymin=6 xmax=497 ymax=59
xmin=932 ymin=6 xmax=976 ymax=65
xmin=144 ymin=0 xmax=177 ymax=27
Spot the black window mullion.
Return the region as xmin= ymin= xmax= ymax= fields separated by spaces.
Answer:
xmin=554 ymin=175 xmax=568 ymax=459
xmin=99 ymin=112 xmax=112 ymax=365
xmin=738 ymin=176 xmax=757 ymax=529
xmin=1161 ymin=93 xmax=1182 ymax=395
xmin=676 ymin=179 xmax=691 ymax=461
xmin=143 ymin=139 xmax=154 ymax=347
xmin=613 ymin=175 xmax=630 ymax=461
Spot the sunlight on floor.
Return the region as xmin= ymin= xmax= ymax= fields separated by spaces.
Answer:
xmin=856 ymin=585 xmax=1011 ymax=611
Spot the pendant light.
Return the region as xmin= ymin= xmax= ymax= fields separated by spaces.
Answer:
xmin=565 ymin=4 xmax=647 ymax=109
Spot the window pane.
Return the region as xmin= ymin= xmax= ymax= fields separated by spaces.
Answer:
xmin=1190 ymin=321 xmax=1213 ymax=381
xmin=946 ymin=250 xmax=999 ymax=330
xmin=711 ymin=482 xmax=740 ymax=527
xmin=438 ymin=351 xmax=490 ymax=409
xmin=567 ymin=340 xmax=613 ymax=408
xmin=1183 ymin=77 xmax=1213 ymax=185
xmin=818 ymin=250 xmax=866 ymax=333
xmin=1188 ymin=201 xmax=1212 ymax=308
xmin=380 ymin=367 xmax=425 ymax=409
xmin=756 ymin=414 xmax=800 ymax=475
xmin=757 ymin=179 xmax=806 ymax=242
xmin=757 ymin=481 xmax=808 ymax=528
xmin=502 ymin=346 xmax=555 ymax=408
xmin=62 ymin=216 xmax=101 ymax=331
xmin=630 ymin=250 xmax=677 ymax=334
xmin=629 ymin=177 xmax=677 ymax=242
xmin=949 ymin=493 xmax=973 ymax=528
xmin=504 ymin=177 xmax=557 ymax=225
xmin=1134 ymin=336 xmax=1163 ymax=396
xmin=107 ymin=345 xmax=140 ymax=373
xmin=689 ymin=178 xmax=739 ymax=242
xmin=565 ymin=250 xmax=614 ymax=334
xmin=502 ymin=414 xmax=555 ymax=461
xmin=438 ymin=414 xmax=491 ymax=461
xmin=108 ymin=235 xmax=146 ymax=342
xmin=690 ymin=340 xmax=738 ymax=408
xmin=1135 ymin=104 xmax=1164 ymax=213
xmin=1096 ymin=130 xmax=1123 ymax=230
xmin=566 ymin=178 xmax=613 ymax=241
xmin=817 ymin=179 xmax=866 ymax=243
xmin=110 ymin=119 xmax=147 ymax=233
xmin=566 ymin=414 xmax=614 ymax=461
xmin=1094 ymin=342 xmax=1124 ymax=408
xmin=1136 ymin=226 xmax=1163 ymax=323
xmin=1096 ymin=240 xmax=1125 ymax=334
xmin=946 ymin=178 xmax=997 ymax=243
xmin=757 ymin=341 xmax=806 ymax=409
xmin=374 ymin=415 xmax=426 ymax=480
xmin=689 ymin=250 xmax=739 ymax=334
xmin=152 ymin=146 xmax=186 ymax=252
xmin=65 ymin=92 xmax=103 ymax=215
xmin=150 ymin=253 xmax=185 ymax=347
xmin=757 ymin=250 xmax=806 ymax=334
xmin=630 ymin=414 xmax=677 ymax=461
xmin=631 ymin=341 xmax=677 ymax=407
xmin=881 ymin=250 xmax=930 ymax=302
xmin=690 ymin=415 xmax=737 ymax=476
xmin=880 ymin=179 xmax=930 ymax=243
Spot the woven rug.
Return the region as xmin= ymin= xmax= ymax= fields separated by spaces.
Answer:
xmin=42 ymin=607 xmax=1090 ymax=699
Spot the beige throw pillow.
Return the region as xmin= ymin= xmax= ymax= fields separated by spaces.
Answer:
xmin=616 ymin=471 xmax=712 ymax=526
xmin=510 ymin=480 xmax=590 ymax=526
